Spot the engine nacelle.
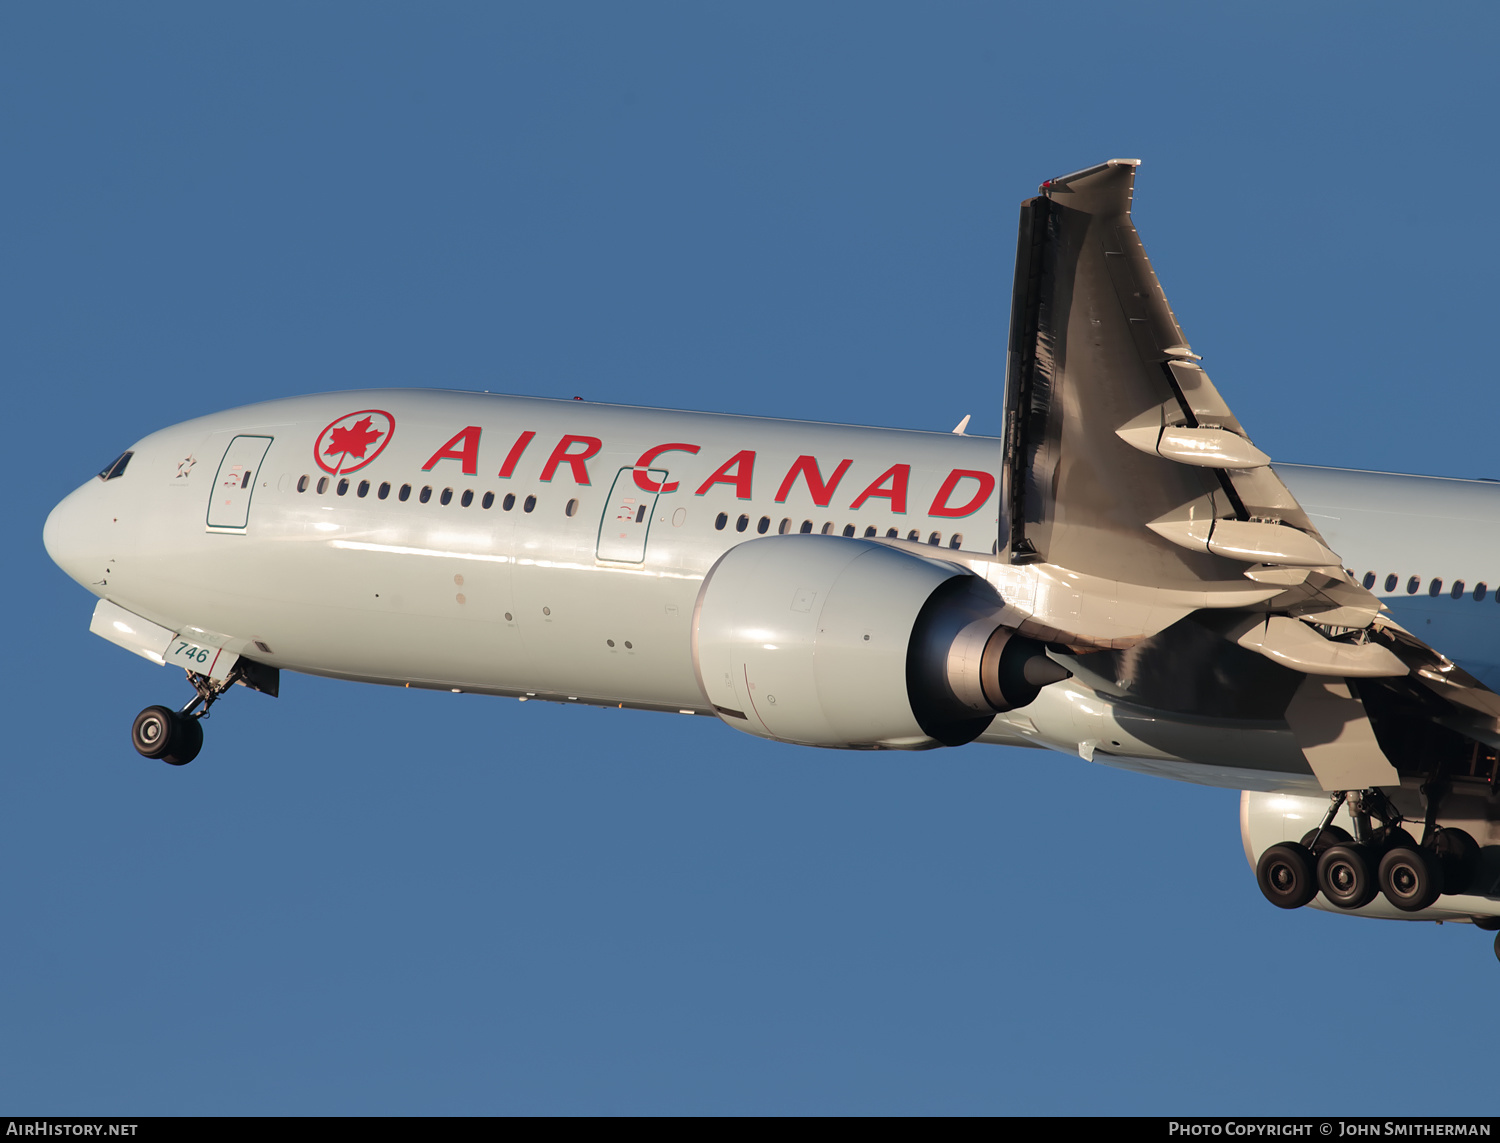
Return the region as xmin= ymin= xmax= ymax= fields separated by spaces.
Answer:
xmin=691 ymin=536 xmax=1063 ymax=749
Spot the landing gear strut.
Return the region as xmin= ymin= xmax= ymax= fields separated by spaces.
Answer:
xmin=130 ymin=667 xmax=241 ymax=766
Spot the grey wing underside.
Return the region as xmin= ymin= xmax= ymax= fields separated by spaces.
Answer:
xmin=998 ymin=159 xmax=1499 ymax=788
xmin=1002 ymin=160 xmax=1328 ymax=588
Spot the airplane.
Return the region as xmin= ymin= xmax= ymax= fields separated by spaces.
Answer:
xmin=43 ymin=158 xmax=1500 ymax=960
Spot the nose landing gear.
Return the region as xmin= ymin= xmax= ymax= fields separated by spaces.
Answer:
xmin=130 ymin=667 xmax=242 ymax=766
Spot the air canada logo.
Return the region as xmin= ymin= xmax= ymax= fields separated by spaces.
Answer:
xmin=314 ymin=409 xmax=395 ymax=475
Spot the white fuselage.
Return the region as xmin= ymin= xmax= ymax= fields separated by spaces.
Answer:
xmin=43 ymin=389 xmax=1500 ymax=792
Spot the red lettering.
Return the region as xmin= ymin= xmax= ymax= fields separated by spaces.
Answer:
xmin=422 ymin=426 xmax=482 ymax=475
xmin=928 ymin=469 xmax=996 ymax=518
xmin=540 ymin=434 xmax=603 ymax=484
xmin=498 ymin=431 xmax=536 ymax=478
xmin=633 ymin=443 xmax=701 ymax=493
xmin=849 ymin=464 xmax=911 ymax=513
xmin=773 ymin=456 xmax=853 ymax=507
xmin=693 ymin=450 xmax=756 ymax=499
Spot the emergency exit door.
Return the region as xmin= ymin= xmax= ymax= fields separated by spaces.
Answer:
xmin=596 ymin=467 xmax=668 ymax=562
xmin=206 ymin=435 xmax=274 ymax=532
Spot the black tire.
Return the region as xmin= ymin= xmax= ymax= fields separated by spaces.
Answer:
xmin=1431 ymin=827 xmax=1481 ymax=896
xmin=1379 ymin=846 xmax=1444 ymax=912
xmin=131 ymin=706 xmax=178 ymax=759
xmin=1317 ymin=844 xmax=1380 ymax=910
xmin=1472 ymin=916 xmax=1500 ymax=932
xmin=162 ymin=716 xmax=203 ymax=766
xmin=1377 ymin=826 xmax=1417 ymax=853
xmin=1300 ymin=825 xmax=1353 ymax=856
xmin=1257 ymin=843 xmax=1318 ymax=909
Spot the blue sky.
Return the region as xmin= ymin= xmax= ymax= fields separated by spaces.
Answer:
xmin=5 ymin=2 xmax=1499 ymax=1115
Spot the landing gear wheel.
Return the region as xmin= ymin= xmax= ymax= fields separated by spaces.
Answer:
xmin=1317 ymin=844 xmax=1379 ymax=910
xmin=162 ymin=716 xmax=203 ymax=766
xmin=130 ymin=706 xmax=203 ymax=766
xmin=132 ymin=706 xmax=179 ymax=759
xmin=1376 ymin=826 xmax=1417 ymax=853
xmin=1257 ymin=843 xmax=1318 ymax=909
xmin=1493 ymin=932 xmax=1500 ymax=965
xmin=1300 ymin=826 xmax=1353 ymax=856
xmin=1431 ymin=828 xmax=1481 ymax=896
xmin=1472 ymin=916 xmax=1500 ymax=932
xmin=1379 ymin=846 xmax=1444 ymax=912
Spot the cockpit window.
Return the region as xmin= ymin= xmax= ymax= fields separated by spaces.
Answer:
xmin=97 ymin=451 xmax=133 ymax=481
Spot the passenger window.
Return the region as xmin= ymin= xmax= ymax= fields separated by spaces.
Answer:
xmin=715 ymin=512 xmax=728 ymax=531
xmin=419 ymin=486 xmax=432 ymax=504
xmin=928 ymin=532 xmax=941 ymax=546
xmin=778 ymin=519 xmax=790 ymax=534
xmin=1429 ymin=578 xmax=1443 ymax=597
xmin=378 ymin=482 xmax=391 ymax=500
xmin=1452 ymin=580 xmax=1465 ymax=599
xmin=736 ymin=514 xmax=749 ymax=533
xmin=757 ymin=516 xmax=770 ymax=534
xmin=1477 ymin=582 xmax=1488 ymax=601
xmin=1362 ymin=572 xmax=1376 ymax=589
xmin=1384 ymin=574 xmax=1397 ymax=592
xmin=1407 ymin=576 xmax=1420 ymax=594
xmin=864 ymin=526 xmax=877 ymax=538
xmin=461 ymin=490 xmax=474 ymax=507
xmin=886 ymin=528 xmax=899 ymax=539
xmin=907 ymin=530 xmax=920 ymax=541
xmin=842 ymin=524 xmax=855 ymax=538
xmin=524 ymin=495 xmax=536 ymax=513
xmin=565 ymin=498 xmax=578 ymax=517
xmin=399 ymin=483 xmax=411 ymax=502
xmin=799 ymin=521 xmax=813 ymax=534
xmin=297 ymin=475 xmax=310 ymax=493
xmin=949 ymin=534 xmax=963 ymax=549
xmin=357 ymin=480 xmax=370 ymax=498
xmin=317 ymin=476 xmax=329 ymax=494
xmin=440 ymin=488 xmax=453 ymax=506
xmin=503 ymin=493 xmax=515 ymax=511
xmin=482 ymin=491 xmax=495 ymax=509
xmin=337 ymin=478 xmax=350 ymax=496
xmin=821 ymin=522 xmax=834 ymax=535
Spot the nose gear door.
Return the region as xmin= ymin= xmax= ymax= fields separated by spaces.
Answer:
xmin=596 ymin=467 xmax=667 ymax=562
xmin=206 ymin=435 xmax=274 ymax=532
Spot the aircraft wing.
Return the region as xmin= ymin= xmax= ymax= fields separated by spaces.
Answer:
xmin=999 ymin=159 xmax=1500 ymax=788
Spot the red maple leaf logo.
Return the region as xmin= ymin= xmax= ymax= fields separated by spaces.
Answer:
xmin=325 ymin=416 xmax=383 ymax=460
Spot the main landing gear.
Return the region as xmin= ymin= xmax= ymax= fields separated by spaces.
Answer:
xmin=1256 ymin=786 xmax=1479 ymax=914
xmin=130 ymin=667 xmax=243 ymax=766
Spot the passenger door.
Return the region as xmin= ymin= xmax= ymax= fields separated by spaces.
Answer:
xmin=205 ymin=435 xmax=274 ymax=533
xmin=596 ymin=467 xmax=667 ymax=562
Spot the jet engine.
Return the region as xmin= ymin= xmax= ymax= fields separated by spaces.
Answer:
xmin=690 ymin=535 xmax=1066 ymax=748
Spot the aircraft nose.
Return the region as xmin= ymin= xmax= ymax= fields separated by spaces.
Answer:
xmin=44 ymin=483 xmax=107 ymax=590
